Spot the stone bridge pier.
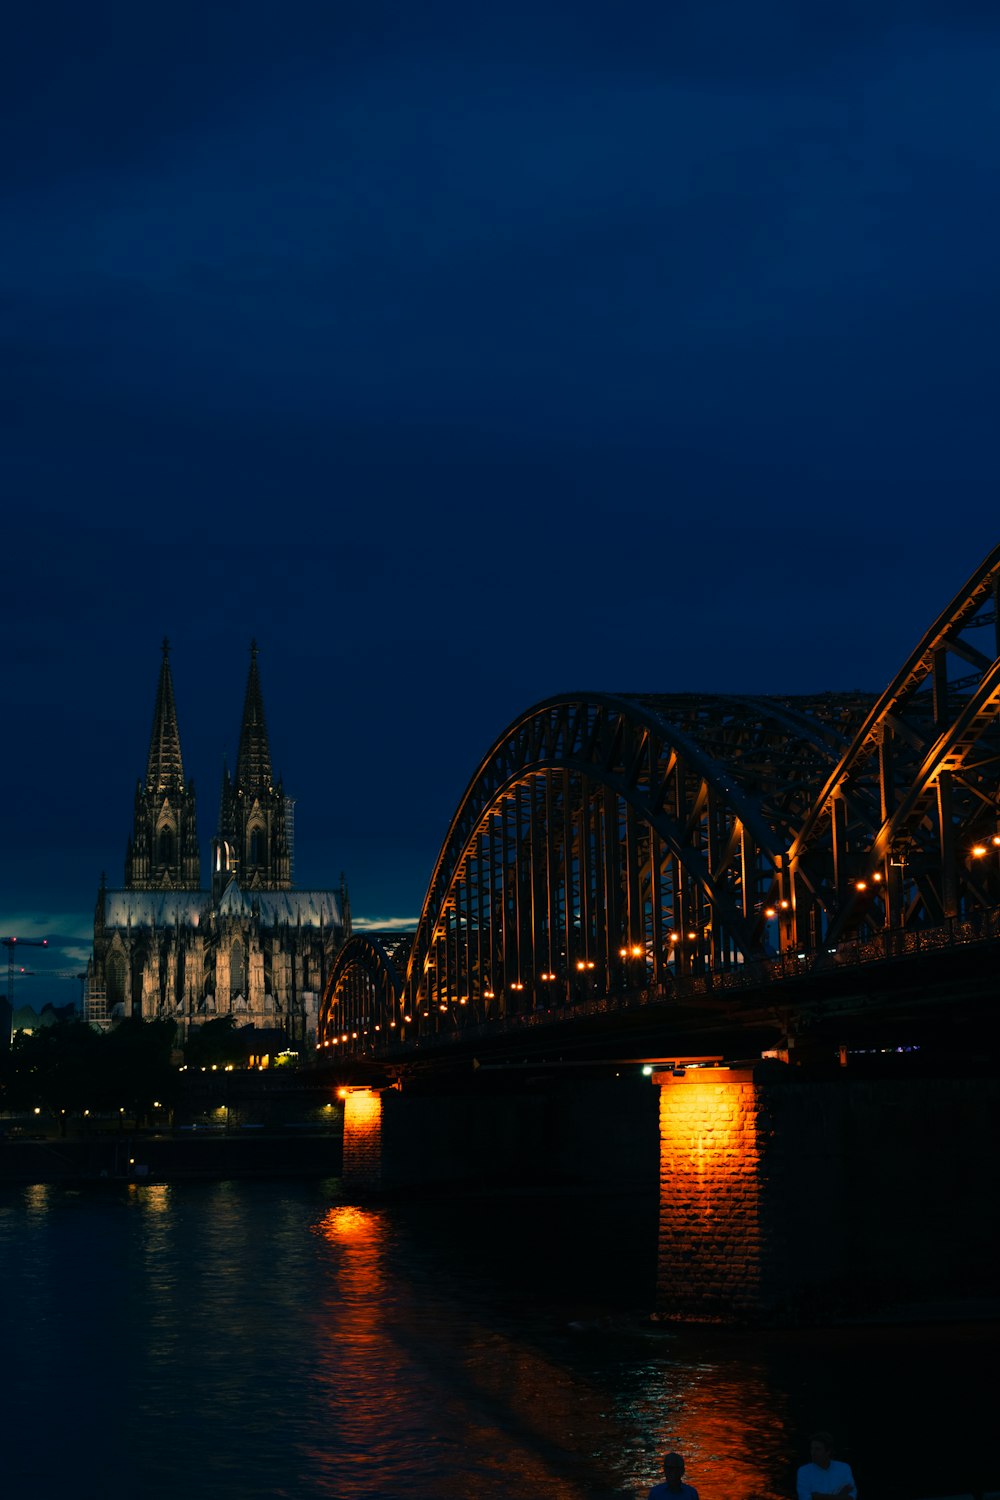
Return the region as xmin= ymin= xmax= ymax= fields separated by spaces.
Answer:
xmin=340 ymin=1086 xmax=386 ymax=1189
xmin=338 ymin=1061 xmax=1000 ymax=1321
xmin=653 ymin=1061 xmax=1000 ymax=1321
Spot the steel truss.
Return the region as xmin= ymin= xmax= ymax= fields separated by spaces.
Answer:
xmin=322 ymin=931 xmax=402 ymax=1051
xmin=319 ymin=546 xmax=1000 ymax=1056
xmin=787 ymin=543 xmax=1000 ymax=947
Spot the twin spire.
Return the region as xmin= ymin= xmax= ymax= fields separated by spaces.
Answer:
xmin=129 ymin=641 xmax=287 ymax=891
xmin=144 ymin=638 xmax=185 ymax=794
xmin=144 ymin=639 xmax=274 ymax=799
xmin=235 ymin=639 xmax=274 ymax=794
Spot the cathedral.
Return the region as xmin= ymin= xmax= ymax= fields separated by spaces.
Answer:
xmin=87 ymin=641 xmax=350 ymax=1043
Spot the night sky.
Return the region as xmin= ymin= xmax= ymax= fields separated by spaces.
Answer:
xmin=4 ymin=3 xmax=1000 ymax=1007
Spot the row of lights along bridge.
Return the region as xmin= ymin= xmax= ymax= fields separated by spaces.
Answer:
xmin=319 ymin=822 xmax=1000 ymax=1049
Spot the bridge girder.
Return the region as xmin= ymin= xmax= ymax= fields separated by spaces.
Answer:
xmin=787 ymin=543 xmax=1000 ymax=944
xmin=319 ymin=548 xmax=1000 ymax=1059
xmin=321 ymin=691 xmax=858 ymax=1052
xmin=320 ymin=932 xmax=402 ymax=1051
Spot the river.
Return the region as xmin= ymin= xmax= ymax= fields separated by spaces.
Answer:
xmin=2 ymin=1177 xmax=995 ymax=1498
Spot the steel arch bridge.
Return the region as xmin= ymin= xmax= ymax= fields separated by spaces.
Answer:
xmin=321 ymin=546 xmax=1000 ymax=1057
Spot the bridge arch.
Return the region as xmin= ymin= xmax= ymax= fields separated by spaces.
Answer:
xmin=318 ymin=548 xmax=1000 ymax=1058
xmin=321 ymin=692 xmax=854 ymax=1053
xmin=319 ymin=932 xmax=403 ymax=1052
xmin=787 ymin=543 xmax=1000 ymax=945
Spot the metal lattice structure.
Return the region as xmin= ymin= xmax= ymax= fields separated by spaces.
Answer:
xmin=321 ymin=546 xmax=1000 ymax=1055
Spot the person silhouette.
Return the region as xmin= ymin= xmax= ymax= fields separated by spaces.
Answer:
xmin=648 ymin=1451 xmax=699 ymax=1500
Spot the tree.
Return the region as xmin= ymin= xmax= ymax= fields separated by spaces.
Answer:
xmin=1 ymin=1017 xmax=179 ymax=1132
xmin=3 ymin=1020 xmax=104 ymax=1133
xmin=184 ymin=1016 xmax=246 ymax=1069
xmin=104 ymin=1017 xmax=178 ymax=1123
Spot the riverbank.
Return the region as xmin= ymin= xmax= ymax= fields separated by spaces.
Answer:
xmin=0 ymin=1130 xmax=342 ymax=1183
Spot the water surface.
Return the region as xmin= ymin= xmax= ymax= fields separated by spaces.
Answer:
xmin=2 ymin=1179 xmax=995 ymax=1498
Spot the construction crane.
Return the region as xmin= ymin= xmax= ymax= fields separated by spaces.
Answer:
xmin=2 ymin=936 xmax=48 ymax=1024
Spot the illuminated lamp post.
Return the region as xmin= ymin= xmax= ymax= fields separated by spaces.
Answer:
xmin=969 ymin=833 xmax=1000 ymax=896
xmin=969 ymin=834 xmax=1000 ymax=862
xmin=531 ymin=970 xmax=553 ymax=1012
xmin=612 ymin=942 xmax=642 ymax=991
xmin=685 ymin=931 xmax=700 ymax=974
xmin=666 ymin=931 xmax=681 ymax=980
xmin=573 ymin=957 xmax=595 ymax=1003
xmin=761 ymin=900 xmax=791 ymax=957
xmin=847 ymin=870 xmax=893 ymax=941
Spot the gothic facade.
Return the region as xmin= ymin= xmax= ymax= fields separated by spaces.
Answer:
xmin=88 ymin=641 xmax=349 ymax=1041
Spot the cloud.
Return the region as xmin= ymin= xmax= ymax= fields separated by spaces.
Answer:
xmin=0 ymin=913 xmax=92 ymax=944
xmin=351 ymin=916 xmax=420 ymax=933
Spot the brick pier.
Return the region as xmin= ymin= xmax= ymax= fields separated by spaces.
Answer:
xmin=341 ymin=1088 xmax=384 ymax=1191
xmin=653 ymin=1062 xmax=1000 ymax=1321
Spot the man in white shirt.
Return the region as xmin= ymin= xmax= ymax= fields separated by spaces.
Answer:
xmin=796 ymin=1432 xmax=857 ymax=1500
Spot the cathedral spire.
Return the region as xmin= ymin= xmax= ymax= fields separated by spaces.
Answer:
xmin=145 ymin=638 xmax=185 ymax=794
xmin=235 ymin=640 xmax=274 ymax=795
xmin=229 ymin=642 xmax=290 ymax=889
xmin=126 ymin=641 xmax=200 ymax=889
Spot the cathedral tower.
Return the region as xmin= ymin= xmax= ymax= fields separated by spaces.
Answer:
xmin=125 ymin=640 xmax=200 ymax=888
xmin=215 ymin=642 xmax=292 ymax=890
xmin=94 ymin=639 xmax=345 ymax=1041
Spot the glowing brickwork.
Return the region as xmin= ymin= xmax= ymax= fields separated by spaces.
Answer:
xmin=654 ymin=1068 xmax=770 ymax=1318
xmin=342 ymin=1089 xmax=383 ymax=1190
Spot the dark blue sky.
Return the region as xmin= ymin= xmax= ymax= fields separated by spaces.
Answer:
xmin=4 ymin=2 xmax=999 ymax=1005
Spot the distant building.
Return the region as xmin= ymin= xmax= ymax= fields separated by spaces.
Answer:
xmin=87 ymin=641 xmax=349 ymax=1041
xmin=2 ymin=1000 xmax=75 ymax=1039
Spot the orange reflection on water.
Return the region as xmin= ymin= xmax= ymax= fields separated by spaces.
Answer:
xmin=318 ymin=1203 xmax=376 ymax=1243
xmin=307 ymin=1204 xmax=618 ymax=1498
xmin=645 ymin=1349 xmax=791 ymax=1500
xmin=312 ymin=1205 xmax=391 ymax=1379
xmin=310 ymin=1202 xmax=394 ymax=1488
xmin=131 ymin=1181 xmax=171 ymax=1213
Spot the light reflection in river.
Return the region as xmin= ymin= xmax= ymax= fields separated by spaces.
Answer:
xmin=606 ymin=1346 xmax=792 ymax=1500
xmin=0 ymin=1180 xmax=996 ymax=1500
xmin=307 ymin=1202 xmax=617 ymax=1497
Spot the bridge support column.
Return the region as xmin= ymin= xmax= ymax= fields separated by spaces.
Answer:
xmin=652 ymin=1063 xmax=845 ymax=1321
xmin=341 ymin=1088 xmax=384 ymax=1192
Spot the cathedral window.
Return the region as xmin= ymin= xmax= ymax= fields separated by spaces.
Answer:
xmin=131 ymin=949 xmax=148 ymax=1011
xmin=107 ymin=952 xmax=126 ymax=1007
xmin=231 ymin=939 xmax=245 ymax=997
xmin=158 ymin=826 xmax=175 ymax=865
xmin=249 ymin=826 xmax=266 ymax=867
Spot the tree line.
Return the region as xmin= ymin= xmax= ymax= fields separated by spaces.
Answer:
xmin=1 ymin=1016 xmax=256 ymax=1132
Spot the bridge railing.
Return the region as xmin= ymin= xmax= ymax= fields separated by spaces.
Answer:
xmin=331 ymin=903 xmax=1000 ymax=1058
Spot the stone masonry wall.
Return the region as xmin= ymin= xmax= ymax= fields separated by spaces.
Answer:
xmin=342 ymin=1089 xmax=383 ymax=1191
xmin=654 ymin=1064 xmax=849 ymax=1319
xmin=654 ymin=1068 xmax=770 ymax=1319
xmin=655 ymin=1066 xmax=1000 ymax=1321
